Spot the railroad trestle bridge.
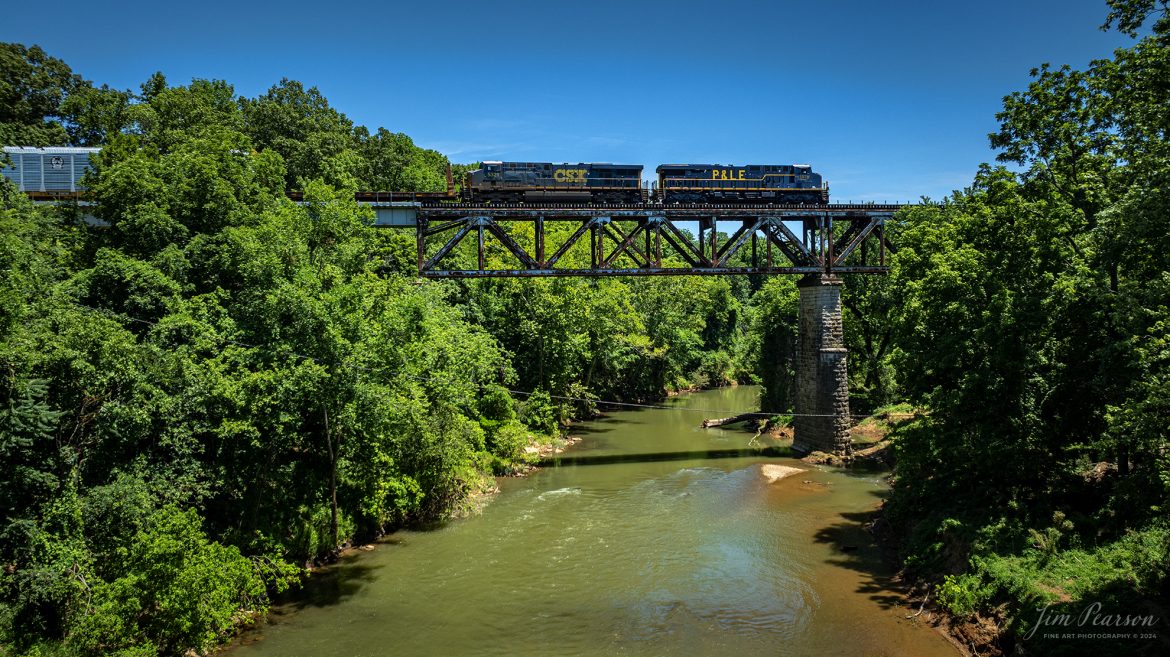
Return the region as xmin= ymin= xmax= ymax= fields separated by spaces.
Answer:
xmin=408 ymin=203 xmax=896 ymax=278
xmin=378 ymin=201 xmax=900 ymax=456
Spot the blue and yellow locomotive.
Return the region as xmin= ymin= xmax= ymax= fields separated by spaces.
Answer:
xmin=655 ymin=163 xmax=828 ymax=204
xmin=464 ymin=161 xmax=644 ymax=203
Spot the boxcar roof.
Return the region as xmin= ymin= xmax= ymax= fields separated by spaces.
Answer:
xmin=3 ymin=146 xmax=102 ymax=154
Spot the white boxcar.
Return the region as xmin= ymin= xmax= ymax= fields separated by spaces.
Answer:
xmin=2 ymin=146 xmax=100 ymax=193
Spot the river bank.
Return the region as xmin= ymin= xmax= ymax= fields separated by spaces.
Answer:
xmin=849 ymin=411 xmax=1022 ymax=657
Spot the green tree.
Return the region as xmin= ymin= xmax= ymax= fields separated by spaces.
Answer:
xmin=0 ymin=43 xmax=84 ymax=146
xmin=242 ymin=79 xmax=358 ymax=189
xmin=742 ymin=276 xmax=798 ymax=413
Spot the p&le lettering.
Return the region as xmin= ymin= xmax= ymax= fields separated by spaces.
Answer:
xmin=710 ymin=169 xmax=747 ymax=180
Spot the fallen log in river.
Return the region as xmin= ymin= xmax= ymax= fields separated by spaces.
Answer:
xmin=700 ymin=412 xmax=770 ymax=428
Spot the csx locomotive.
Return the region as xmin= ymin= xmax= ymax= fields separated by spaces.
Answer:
xmin=462 ymin=161 xmax=828 ymax=204
xmin=464 ymin=161 xmax=644 ymax=203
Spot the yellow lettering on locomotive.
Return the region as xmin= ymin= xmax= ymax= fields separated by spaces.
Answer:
xmin=554 ymin=169 xmax=587 ymax=183
xmin=709 ymin=169 xmax=751 ymax=181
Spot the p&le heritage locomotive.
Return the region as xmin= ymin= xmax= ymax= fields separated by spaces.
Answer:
xmin=655 ymin=163 xmax=827 ymax=204
xmin=462 ymin=161 xmax=828 ymax=204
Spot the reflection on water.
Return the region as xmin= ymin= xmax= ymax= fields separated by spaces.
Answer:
xmin=232 ymin=386 xmax=957 ymax=657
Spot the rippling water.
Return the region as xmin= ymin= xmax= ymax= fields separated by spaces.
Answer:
xmin=231 ymin=386 xmax=957 ymax=657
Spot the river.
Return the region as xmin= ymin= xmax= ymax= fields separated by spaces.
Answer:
xmin=231 ymin=385 xmax=957 ymax=657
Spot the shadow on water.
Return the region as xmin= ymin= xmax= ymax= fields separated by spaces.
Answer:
xmin=812 ymin=508 xmax=909 ymax=611
xmin=270 ymin=538 xmax=408 ymax=613
xmin=231 ymin=555 xmax=388 ymax=649
xmin=838 ymin=458 xmax=896 ymax=476
xmin=540 ymin=446 xmax=794 ymax=467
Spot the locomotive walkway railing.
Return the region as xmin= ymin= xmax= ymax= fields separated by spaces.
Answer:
xmin=412 ymin=203 xmax=900 ymax=278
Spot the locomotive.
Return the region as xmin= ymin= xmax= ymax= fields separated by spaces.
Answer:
xmin=461 ymin=161 xmax=828 ymax=204
xmin=655 ymin=163 xmax=827 ymax=204
xmin=463 ymin=161 xmax=644 ymax=203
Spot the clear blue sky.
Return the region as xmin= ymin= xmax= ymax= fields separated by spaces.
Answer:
xmin=3 ymin=1 xmax=1135 ymax=201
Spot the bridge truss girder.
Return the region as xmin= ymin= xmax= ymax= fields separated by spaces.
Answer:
xmin=415 ymin=207 xmax=897 ymax=278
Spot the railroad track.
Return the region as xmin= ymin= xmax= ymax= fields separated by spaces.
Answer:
xmin=413 ymin=201 xmax=906 ymax=213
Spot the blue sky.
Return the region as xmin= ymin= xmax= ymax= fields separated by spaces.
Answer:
xmin=3 ymin=1 xmax=1135 ymax=201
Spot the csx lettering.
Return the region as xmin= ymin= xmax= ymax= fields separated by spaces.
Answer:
xmin=554 ymin=169 xmax=587 ymax=182
xmin=710 ymin=169 xmax=747 ymax=180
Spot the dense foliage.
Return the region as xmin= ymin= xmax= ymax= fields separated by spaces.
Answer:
xmin=877 ymin=2 xmax=1170 ymax=653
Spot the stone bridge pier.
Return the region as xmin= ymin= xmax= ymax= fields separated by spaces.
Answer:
xmin=793 ymin=275 xmax=852 ymax=456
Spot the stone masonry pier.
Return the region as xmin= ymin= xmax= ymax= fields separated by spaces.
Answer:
xmin=793 ymin=275 xmax=851 ymax=455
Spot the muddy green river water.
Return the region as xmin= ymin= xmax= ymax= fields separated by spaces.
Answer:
xmin=232 ymin=385 xmax=957 ymax=657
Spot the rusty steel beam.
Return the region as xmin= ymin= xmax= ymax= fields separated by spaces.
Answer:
xmin=422 ymin=266 xmax=825 ymax=278
xmin=477 ymin=223 xmax=485 ymax=270
xmin=661 ymin=218 xmax=706 ymax=265
xmin=535 ymin=216 xmax=545 ymax=265
xmin=832 ymin=221 xmax=865 ymax=255
xmin=713 ymin=218 xmax=765 ymax=267
xmin=423 ymin=218 xmax=467 ymax=237
xmin=421 ymin=221 xmax=473 ymax=272
xmin=485 ymin=221 xmax=539 ymax=269
xmin=766 ymin=218 xmax=814 ymax=263
xmin=658 ymin=227 xmax=701 ymax=268
xmin=417 ymin=203 xmax=903 ymax=217
xmin=833 ymin=217 xmax=881 ymax=266
xmin=545 ymin=220 xmax=592 ymax=267
xmin=604 ymin=221 xmax=651 ymax=268
xmin=759 ymin=221 xmax=810 ymax=266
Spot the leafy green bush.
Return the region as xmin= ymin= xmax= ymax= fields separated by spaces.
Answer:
xmin=518 ymin=390 xmax=559 ymax=436
xmin=937 ymin=573 xmax=990 ymax=617
xmin=69 ymin=506 xmax=270 ymax=656
xmin=486 ymin=419 xmax=529 ymax=462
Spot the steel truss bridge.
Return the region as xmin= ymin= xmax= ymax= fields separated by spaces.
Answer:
xmin=400 ymin=202 xmax=900 ymax=278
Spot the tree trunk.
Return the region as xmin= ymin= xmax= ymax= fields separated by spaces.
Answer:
xmin=324 ymin=406 xmax=339 ymax=552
